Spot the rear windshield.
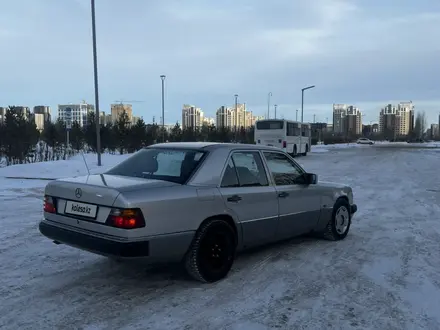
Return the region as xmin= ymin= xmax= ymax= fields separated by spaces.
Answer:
xmin=256 ymin=120 xmax=284 ymax=130
xmin=105 ymin=148 xmax=206 ymax=184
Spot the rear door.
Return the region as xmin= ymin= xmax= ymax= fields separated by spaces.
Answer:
xmin=218 ymin=151 xmax=278 ymax=248
xmin=262 ymin=151 xmax=321 ymax=240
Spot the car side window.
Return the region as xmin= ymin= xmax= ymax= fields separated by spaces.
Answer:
xmin=220 ymin=159 xmax=240 ymax=187
xmin=221 ymin=151 xmax=268 ymax=187
xmin=263 ymin=152 xmax=304 ymax=186
xmin=231 ymin=152 xmax=269 ymax=187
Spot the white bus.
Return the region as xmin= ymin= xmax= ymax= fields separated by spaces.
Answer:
xmin=254 ymin=119 xmax=312 ymax=156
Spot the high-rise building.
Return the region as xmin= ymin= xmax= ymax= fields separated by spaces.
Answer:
xmin=58 ymin=101 xmax=94 ymax=127
xmin=33 ymin=105 xmax=51 ymax=123
xmin=111 ymin=103 xmax=133 ymax=123
xmin=332 ymin=104 xmax=362 ymax=135
xmin=216 ymin=104 xmax=261 ymax=129
xmin=216 ymin=106 xmax=233 ymax=128
xmin=379 ymin=101 xmax=414 ymax=136
xmin=182 ymin=104 xmax=204 ymax=129
xmin=346 ymin=105 xmax=362 ymax=135
xmin=9 ymin=106 xmax=31 ymax=120
xmin=430 ymin=124 xmax=439 ymax=139
xmin=33 ymin=105 xmax=51 ymax=131
xmin=332 ymin=104 xmax=348 ymax=134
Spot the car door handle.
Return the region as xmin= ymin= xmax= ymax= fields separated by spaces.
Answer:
xmin=278 ymin=192 xmax=289 ymax=198
xmin=227 ymin=195 xmax=242 ymax=203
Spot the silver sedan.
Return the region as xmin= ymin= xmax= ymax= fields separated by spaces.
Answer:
xmin=39 ymin=142 xmax=357 ymax=283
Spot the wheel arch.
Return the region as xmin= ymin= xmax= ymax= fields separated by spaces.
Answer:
xmin=198 ymin=214 xmax=241 ymax=248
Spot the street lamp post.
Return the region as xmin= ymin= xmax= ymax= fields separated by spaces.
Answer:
xmin=267 ymin=92 xmax=272 ymax=119
xmin=234 ymin=94 xmax=238 ymax=142
xmin=301 ymin=85 xmax=315 ymax=123
xmin=91 ymin=0 xmax=101 ymax=166
xmin=160 ymin=75 xmax=166 ymax=142
xmin=274 ymin=104 xmax=278 ymax=119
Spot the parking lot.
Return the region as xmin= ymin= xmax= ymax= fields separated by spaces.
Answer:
xmin=1 ymin=145 xmax=440 ymax=330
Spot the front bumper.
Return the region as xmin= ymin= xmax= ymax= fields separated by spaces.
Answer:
xmin=39 ymin=220 xmax=195 ymax=261
xmin=350 ymin=204 xmax=358 ymax=214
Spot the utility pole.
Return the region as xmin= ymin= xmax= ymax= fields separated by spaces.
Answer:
xmin=313 ymin=114 xmax=316 ymax=123
xmin=91 ymin=0 xmax=101 ymax=166
xmin=267 ymin=92 xmax=272 ymax=119
xmin=274 ymin=104 xmax=277 ymax=119
xmin=296 ymin=109 xmax=298 ymax=121
xmin=160 ymin=75 xmax=166 ymax=142
xmin=301 ymin=85 xmax=315 ymax=123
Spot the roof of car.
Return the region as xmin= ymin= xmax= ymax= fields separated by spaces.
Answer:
xmin=149 ymin=142 xmax=282 ymax=152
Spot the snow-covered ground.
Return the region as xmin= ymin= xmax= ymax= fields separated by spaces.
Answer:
xmin=1 ymin=145 xmax=440 ymax=329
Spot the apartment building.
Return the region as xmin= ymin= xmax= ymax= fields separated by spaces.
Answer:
xmin=33 ymin=106 xmax=51 ymax=123
xmin=182 ymin=104 xmax=204 ymax=129
xmin=58 ymin=101 xmax=94 ymax=127
xmin=9 ymin=106 xmax=31 ymax=120
xmin=379 ymin=101 xmax=414 ymax=136
xmin=216 ymin=103 xmax=261 ymax=129
xmin=110 ymin=103 xmax=133 ymax=123
xmin=332 ymin=104 xmax=362 ymax=135
xmin=216 ymin=106 xmax=233 ymax=128
xmin=430 ymin=124 xmax=439 ymax=139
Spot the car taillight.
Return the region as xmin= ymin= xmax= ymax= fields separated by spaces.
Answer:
xmin=282 ymin=141 xmax=287 ymax=148
xmin=44 ymin=196 xmax=56 ymax=213
xmin=106 ymin=208 xmax=145 ymax=229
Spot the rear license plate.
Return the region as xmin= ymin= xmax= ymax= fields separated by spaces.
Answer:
xmin=65 ymin=201 xmax=98 ymax=218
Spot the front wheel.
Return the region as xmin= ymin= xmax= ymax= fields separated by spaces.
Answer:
xmin=184 ymin=219 xmax=236 ymax=283
xmin=322 ymin=199 xmax=351 ymax=241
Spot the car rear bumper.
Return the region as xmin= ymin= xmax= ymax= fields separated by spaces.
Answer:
xmin=350 ymin=204 xmax=358 ymax=214
xmin=39 ymin=220 xmax=194 ymax=261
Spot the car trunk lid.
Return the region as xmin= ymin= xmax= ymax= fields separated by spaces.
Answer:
xmin=43 ymin=174 xmax=178 ymax=233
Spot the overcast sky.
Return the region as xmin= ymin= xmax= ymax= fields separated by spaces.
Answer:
xmin=0 ymin=0 xmax=439 ymax=125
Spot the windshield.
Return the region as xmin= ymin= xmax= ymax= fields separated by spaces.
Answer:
xmin=256 ymin=120 xmax=284 ymax=130
xmin=105 ymin=148 xmax=206 ymax=184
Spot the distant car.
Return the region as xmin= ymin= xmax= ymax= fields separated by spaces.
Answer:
xmin=39 ymin=142 xmax=358 ymax=283
xmin=356 ymin=138 xmax=374 ymax=145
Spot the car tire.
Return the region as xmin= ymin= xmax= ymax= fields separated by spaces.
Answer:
xmin=322 ymin=199 xmax=351 ymax=241
xmin=184 ymin=219 xmax=236 ymax=283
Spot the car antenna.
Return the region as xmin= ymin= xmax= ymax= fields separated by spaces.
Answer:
xmin=80 ymin=151 xmax=91 ymax=176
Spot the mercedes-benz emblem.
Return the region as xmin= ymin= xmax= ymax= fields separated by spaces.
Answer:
xmin=75 ymin=188 xmax=82 ymax=198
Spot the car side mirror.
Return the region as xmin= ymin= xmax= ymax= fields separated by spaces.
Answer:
xmin=304 ymin=172 xmax=318 ymax=184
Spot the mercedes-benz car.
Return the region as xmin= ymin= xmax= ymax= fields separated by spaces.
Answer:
xmin=39 ymin=142 xmax=357 ymax=283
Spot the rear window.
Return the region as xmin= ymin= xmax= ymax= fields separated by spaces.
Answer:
xmin=256 ymin=120 xmax=284 ymax=130
xmin=105 ymin=148 xmax=206 ymax=184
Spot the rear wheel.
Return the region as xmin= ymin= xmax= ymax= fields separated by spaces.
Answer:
xmin=184 ymin=219 xmax=236 ymax=283
xmin=322 ymin=199 xmax=351 ymax=241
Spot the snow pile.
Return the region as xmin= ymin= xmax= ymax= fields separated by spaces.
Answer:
xmin=0 ymin=152 xmax=131 ymax=179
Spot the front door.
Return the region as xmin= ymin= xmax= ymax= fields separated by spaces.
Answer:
xmin=262 ymin=151 xmax=321 ymax=240
xmin=219 ymin=151 xmax=278 ymax=248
